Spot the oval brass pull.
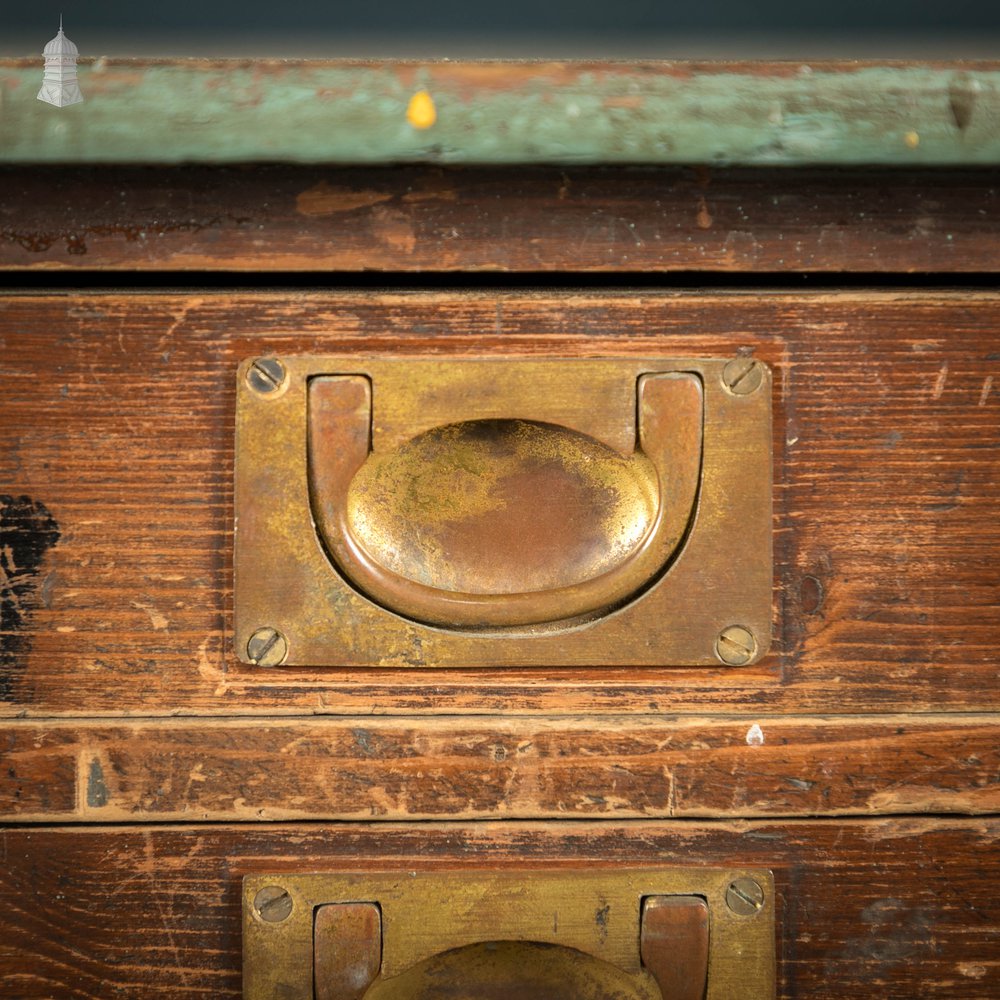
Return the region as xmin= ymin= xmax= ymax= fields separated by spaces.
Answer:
xmin=307 ymin=372 xmax=703 ymax=629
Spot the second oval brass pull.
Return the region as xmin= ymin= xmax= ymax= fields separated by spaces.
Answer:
xmin=307 ymin=372 xmax=703 ymax=629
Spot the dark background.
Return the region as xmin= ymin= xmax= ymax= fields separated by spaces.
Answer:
xmin=4 ymin=0 xmax=1000 ymax=55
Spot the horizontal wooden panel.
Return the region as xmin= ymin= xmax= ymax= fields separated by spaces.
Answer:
xmin=2 ymin=715 xmax=998 ymax=822
xmin=0 ymin=820 xmax=997 ymax=998
xmin=4 ymin=61 xmax=1000 ymax=165
xmin=1 ymin=290 xmax=999 ymax=715
xmin=2 ymin=166 xmax=998 ymax=273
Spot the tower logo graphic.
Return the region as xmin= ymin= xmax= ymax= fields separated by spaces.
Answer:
xmin=38 ymin=16 xmax=84 ymax=108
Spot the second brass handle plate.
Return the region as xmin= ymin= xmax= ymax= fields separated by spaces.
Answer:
xmin=243 ymin=868 xmax=775 ymax=1000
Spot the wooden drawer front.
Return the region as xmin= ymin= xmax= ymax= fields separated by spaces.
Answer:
xmin=1 ymin=291 xmax=998 ymax=718
xmin=1 ymin=822 xmax=998 ymax=999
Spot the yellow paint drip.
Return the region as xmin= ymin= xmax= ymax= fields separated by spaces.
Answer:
xmin=406 ymin=90 xmax=437 ymax=129
xmin=904 ymin=130 xmax=920 ymax=149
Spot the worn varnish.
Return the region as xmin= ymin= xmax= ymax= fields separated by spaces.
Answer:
xmin=1 ymin=291 xmax=998 ymax=716
xmin=0 ymin=166 xmax=997 ymax=273
xmin=0 ymin=821 xmax=997 ymax=998
xmin=1 ymin=715 xmax=998 ymax=822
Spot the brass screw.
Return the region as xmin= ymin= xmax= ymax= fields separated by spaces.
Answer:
xmin=715 ymin=625 xmax=757 ymax=665
xmin=726 ymin=877 xmax=765 ymax=916
xmin=722 ymin=357 xmax=764 ymax=395
xmin=246 ymin=357 xmax=287 ymax=394
xmin=253 ymin=885 xmax=293 ymax=923
xmin=247 ymin=627 xmax=288 ymax=667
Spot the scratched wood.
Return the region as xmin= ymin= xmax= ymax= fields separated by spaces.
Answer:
xmin=1 ymin=290 xmax=999 ymax=716
xmin=1 ymin=166 xmax=999 ymax=273
xmin=2 ymin=716 xmax=998 ymax=822
xmin=0 ymin=820 xmax=997 ymax=998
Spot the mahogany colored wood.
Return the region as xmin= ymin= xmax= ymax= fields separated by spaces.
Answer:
xmin=0 ymin=820 xmax=997 ymax=999
xmin=1 ymin=291 xmax=998 ymax=716
xmin=0 ymin=166 xmax=998 ymax=274
xmin=1 ymin=715 xmax=998 ymax=823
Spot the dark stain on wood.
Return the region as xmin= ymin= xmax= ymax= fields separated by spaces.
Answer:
xmin=85 ymin=758 xmax=108 ymax=809
xmin=0 ymin=495 xmax=60 ymax=702
xmin=830 ymin=898 xmax=936 ymax=982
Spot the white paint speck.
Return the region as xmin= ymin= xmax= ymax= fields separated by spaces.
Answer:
xmin=746 ymin=723 xmax=765 ymax=746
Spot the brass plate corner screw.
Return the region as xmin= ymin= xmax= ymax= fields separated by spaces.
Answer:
xmin=715 ymin=625 xmax=757 ymax=665
xmin=247 ymin=357 xmax=288 ymax=394
xmin=254 ymin=885 xmax=293 ymax=923
xmin=726 ymin=878 xmax=765 ymax=916
xmin=722 ymin=357 xmax=764 ymax=395
xmin=247 ymin=627 xmax=288 ymax=667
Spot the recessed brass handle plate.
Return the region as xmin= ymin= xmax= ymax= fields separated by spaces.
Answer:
xmin=234 ymin=356 xmax=771 ymax=667
xmin=243 ymin=868 xmax=776 ymax=1000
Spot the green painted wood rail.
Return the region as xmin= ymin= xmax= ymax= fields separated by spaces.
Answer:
xmin=2 ymin=60 xmax=999 ymax=165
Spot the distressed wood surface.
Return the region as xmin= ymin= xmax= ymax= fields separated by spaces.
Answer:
xmin=0 ymin=820 xmax=997 ymax=998
xmin=2 ymin=165 xmax=999 ymax=273
xmin=3 ymin=60 xmax=1000 ymax=165
xmin=2 ymin=715 xmax=998 ymax=822
xmin=2 ymin=290 xmax=999 ymax=716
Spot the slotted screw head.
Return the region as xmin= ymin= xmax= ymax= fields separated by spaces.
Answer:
xmin=246 ymin=357 xmax=287 ymax=394
xmin=247 ymin=627 xmax=288 ymax=667
xmin=722 ymin=357 xmax=764 ymax=395
xmin=715 ymin=625 xmax=757 ymax=666
xmin=253 ymin=885 xmax=293 ymax=923
xmin=726 ymin=877 xmax=765 ymax=916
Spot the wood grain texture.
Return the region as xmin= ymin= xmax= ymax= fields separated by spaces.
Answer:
xmin=4 ymin=61 xmax=1000 ymax=166
xmin=1 ymin=290 xmax=998 ymax=716
xmin=0 ymin=820 xmax=997 ymax=998
xmin=2 ymin=716 xmax=998 ymax=822
xmin=2 ymin=165 xmax=998 ymax=273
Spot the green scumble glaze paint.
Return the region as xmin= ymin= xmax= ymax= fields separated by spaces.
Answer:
xmin=1 ymin=60 xmax=999 ymax=165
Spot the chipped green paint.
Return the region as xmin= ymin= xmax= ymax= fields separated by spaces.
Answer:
xmin=1 ymin=60 xmax=1000 ymax=165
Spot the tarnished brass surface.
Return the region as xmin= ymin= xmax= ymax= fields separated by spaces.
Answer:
xmin=307 ymin=371 xmax=702 ymax=628
xmin=235 ymin=357 xmax=771 ymax=667
xmin=640 ymin=897 xmax=710 ymax=1000
xmin=243 ymin=868 xmax=776 ymax=1000
xmin=314 ymin=904 xmax=382 ymax=1000
xmin=362 ymin=943 xmax=661 ymax=1000
xmin=349 ymin=418 xmax=660 ymax=594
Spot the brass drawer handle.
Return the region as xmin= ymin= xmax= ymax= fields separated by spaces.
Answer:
xmin=314 ymin=896 xmax=708 ymax=1000
xmin=243 ymin=869 xmax=775 ymax=999
xmin=234 ymin=356 xmax=772 ymax=667
xmin=307 ymin=372 xmax=703 ymax=628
